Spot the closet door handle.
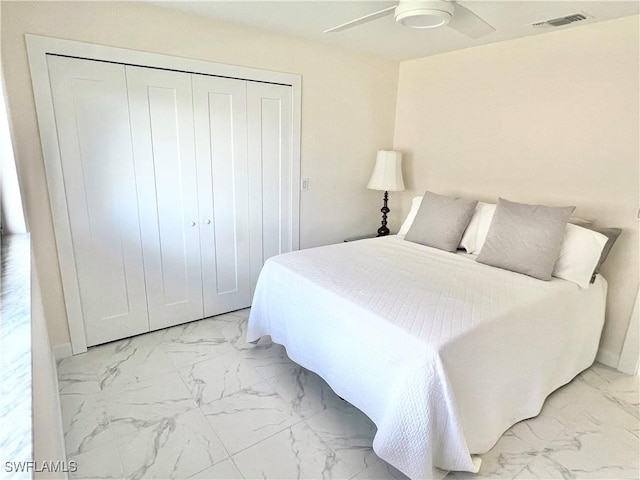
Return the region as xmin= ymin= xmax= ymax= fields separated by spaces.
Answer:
xmin=205 ymin=219 xmax=212 ymax=225
xmin=190 ymin=221 xmax=196 ymax=227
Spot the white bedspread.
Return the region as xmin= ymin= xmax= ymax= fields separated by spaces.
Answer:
xmin=246 ymin=236 xmax=607 ymax=479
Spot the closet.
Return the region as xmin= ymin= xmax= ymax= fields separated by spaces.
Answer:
xmin=45 ymin=55 xmax=295 ymax=347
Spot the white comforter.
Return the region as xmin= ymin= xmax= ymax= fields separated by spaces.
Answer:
xmin=246 ymin=236 xmax=607 ymax=479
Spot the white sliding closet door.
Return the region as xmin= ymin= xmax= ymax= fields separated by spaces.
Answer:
xmin=193 ymin=75 xmax=251 ymax=317
xmin=47 ymin=56 xmax=149 ymax=346
xmin=247 ymin=82 xmax=294 ymax=292
xmin=126 ymin=66 xmax=204 ymax=330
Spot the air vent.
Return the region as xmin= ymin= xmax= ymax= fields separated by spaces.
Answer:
xmin=531 ymin=12 xmax=592 ymax=29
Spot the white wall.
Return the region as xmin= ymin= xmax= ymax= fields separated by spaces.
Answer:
xmin=393 ymin=16 xmax=639 ymax=359
xmin=0 ymin=1 xmax=399 ymax=348
xmin=32 ymin=256 xmax=67 ymax=479
xmin=0 ymin=73 xmax=27 ymax=234
xmin=618 ymin=287 xmax=639 ymax=375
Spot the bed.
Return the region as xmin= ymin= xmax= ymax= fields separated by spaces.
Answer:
xmin=246 ymin=235 xmax=607 ymax=479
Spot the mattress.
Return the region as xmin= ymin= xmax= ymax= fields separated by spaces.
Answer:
xmin=246 ymin=235 xmax=607 ymax=479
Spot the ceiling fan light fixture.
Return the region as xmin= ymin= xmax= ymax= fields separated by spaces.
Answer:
xmin=394 ymin=0 xmax=455 ymax=29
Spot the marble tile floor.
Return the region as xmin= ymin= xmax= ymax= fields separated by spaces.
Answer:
xmin=56 ymin=309 xmax=639 ymax=480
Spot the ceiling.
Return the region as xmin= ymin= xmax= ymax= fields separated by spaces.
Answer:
xmin=155 ymin=1 xmax=639 ymax=61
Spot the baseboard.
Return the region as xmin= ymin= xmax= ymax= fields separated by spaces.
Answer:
xmin=52 ymin=342 xmax=72 ymax=360
xmin=595 ymin=348 xmax=620 ymax=370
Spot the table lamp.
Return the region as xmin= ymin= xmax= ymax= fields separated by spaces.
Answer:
xmin=367 ymin=150 xmax=405 ymax=236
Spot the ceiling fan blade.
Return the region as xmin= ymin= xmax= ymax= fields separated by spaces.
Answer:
xmin=448 ymin=3 xmax=495 ymax=39
xmin=323 ymin=6 xmax=396 ymax=33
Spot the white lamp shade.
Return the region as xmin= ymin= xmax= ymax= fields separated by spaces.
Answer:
xmin=367 ymin=150 xmax=405 ymax=192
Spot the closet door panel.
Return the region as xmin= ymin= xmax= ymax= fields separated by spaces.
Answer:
xmin=126 ymin=66 xmax=203 ymax=329
xmin=193 ymin=75 xmax=251 ymax=316
xmin=247 ymin=82 xmax=294 ymax=292
xmin=47 ymin=56 xmax=149 ymax=346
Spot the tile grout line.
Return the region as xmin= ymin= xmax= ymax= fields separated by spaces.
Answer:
xmin=228 ymin=456 xmax=247 ymax=480
xmin=169 ymin=312 xmax=302 ymax=476
xmin=170 ymin=341 xmax=238 ymax=475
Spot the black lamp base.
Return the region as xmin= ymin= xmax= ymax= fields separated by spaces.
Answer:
xmin=376 ymin=191 xmax=390 ymax=237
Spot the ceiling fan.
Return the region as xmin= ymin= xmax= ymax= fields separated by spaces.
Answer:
xmin=323 ymin=0 xmax=495 ymax=39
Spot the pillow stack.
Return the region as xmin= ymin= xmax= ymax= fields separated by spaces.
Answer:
xmin=404 ymin=191 xmax=477 ymax=252
xmin=476 ymin=198 xmax=575 ymax=281
xmin=553 ymin=224 xmax=621 ymax=287
xmin=400 ymin=192 xmax=620 ymax=288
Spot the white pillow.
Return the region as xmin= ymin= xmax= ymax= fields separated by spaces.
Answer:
xmin=552 ymin=223 xmax=608 ymax=288
xmin=473 ymin=203 xmax=497 ymax=254
xmin=460 ymin=202 xmax=487 ymax=253
xmin=398 ymin=196 xmax=423 ymax=235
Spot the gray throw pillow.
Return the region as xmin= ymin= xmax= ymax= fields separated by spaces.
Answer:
xmin=404 ymin=191 xmax=477 ymax=252
xmin=476 ymin=198 xmax=575 ymax=280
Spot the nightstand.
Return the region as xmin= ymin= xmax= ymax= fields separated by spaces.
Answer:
xmin=343 ymin=234 xmax=379 ymax=242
